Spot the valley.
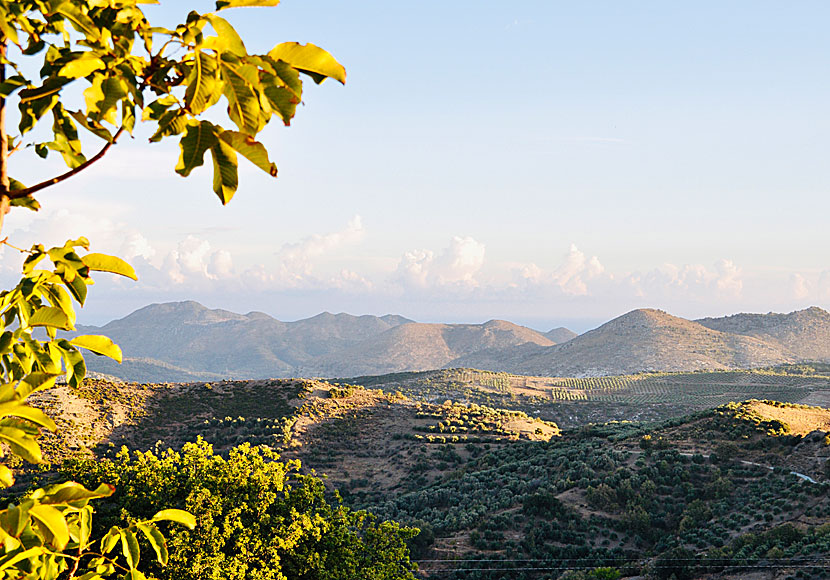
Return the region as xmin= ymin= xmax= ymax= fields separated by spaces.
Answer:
xmin=27 ymin=366 xmax=830 ymax=579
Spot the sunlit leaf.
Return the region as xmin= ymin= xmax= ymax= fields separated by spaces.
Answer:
xmin=137 ymin=523 xmax=168 ymax=565
xmin=70 ymin=335 xmax=122 ymax=363
xmin=151 ymin=509 xmax=196 ymax=529
xmin=210 ymin=138 xmax=238 ymax=204
xmin=30 ymin=505 xmax=70 ymax=550
xmin=83 ymin=253 xmax=137 ymax=280
xmin=216 ymin=0 xmax=280 ymax=9
xmin=268 ymin=42 xmax=346 ymax=84
xmin=176 ymin=121 xmax=219 ymax=177
xmin=219 ymin=131 xmax=277 ymax=176
xmin=29 ymin=307 xmax=72 ymax=331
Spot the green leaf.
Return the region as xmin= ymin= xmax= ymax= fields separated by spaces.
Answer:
xmin=0 ymin=12 xmax=19 ymax=47
xmin=56 ymin=4 xmax=102 ymax=42
xmin=120 ymin=529 xmax=140 ymax=569
xmin=0 ymin=547 xmax=47 ymax=572
xmin=41 ymin=481 xmax=114 ymax=507
xmin=82 ymin=253 xmax=137 ymax=280
xmin=210 ymin=138 xmax=239 ymax=204
xmin=220 ymin=57 xmax=261 ymax=133
xmin=0 ymin=75 xmax=27 ymax=99
xmin=219 ymin=131 xmax=277 ymax=176
xmin=68 ymin=110 xmax=113 ymax=142
xmin=0 ymin=465 xmax=14 ymax=489
xmin=64 ymin=274 xmax=88 ymax=306
xmin=29 ymin=307 xmax=73 ymax=331
xmin=59 ymin=54 xmax=106 ymax=79
xmin=184 ymin=50 xmax=220 ymax=115
xmin=70 ymin=335 xmax=122 ymax=363
xmin=205 ymin=15 xmax=247 ymax=55
xmin=175 ymin=121 xmax=219 ymax=177
xmin=151 ymin=509 xmax=196 ymax=530
xmin=30 ymin=505 xmax=70 ymax=550
xmin=0 ymin=425 xmax=43 ymax=463
xmin=0 ymin=502 xmax=31 ymax=537
xmin=16 ymin=373 xmax=59 ymax=398
xmin=268 ymin=42 xmax=346 ymax=85
xmin=137 ymin=523 xmax=168 ymax=565
xmin=216 ymin=0 xmax=280 ymax=9
xmin=9 ymin=196 xmax=40 ymax=212
xmin=101 ymin=528 xmax=120 ymax=554
xmin=0 ymin=401 xmax=56 ymax=431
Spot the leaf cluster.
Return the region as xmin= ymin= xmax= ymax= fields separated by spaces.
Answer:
xmin=1 ymin=0 xmax=345 ymax=206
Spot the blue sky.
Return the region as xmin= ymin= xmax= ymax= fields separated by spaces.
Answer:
xmin=2 ymin=1 xmax=829 ymax=332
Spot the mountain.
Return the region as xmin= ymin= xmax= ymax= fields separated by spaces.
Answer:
xmin=305 ymin=319 xmax=554 ymax=377
xmin=76 ymin=302 xmax=556 ymax=381
xmin=455 ymin=308 xmax=804 ymax=376
xmin=76 ymin=302 xmax=830 ymax=381
xmin=696 ymin=306 xmax=830 ymax=361
xmin=544 ymin=326 xmax=578 ymax=344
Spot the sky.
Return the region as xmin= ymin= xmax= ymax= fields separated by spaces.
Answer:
xmin=2 ymin=1 xmax=829 ymax=332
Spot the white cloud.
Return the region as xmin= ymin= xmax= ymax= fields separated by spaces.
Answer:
xmin=394 ymin=236 xmax=486 ymax=290
xmin=790 ymin=273 xmax=810 ymax=300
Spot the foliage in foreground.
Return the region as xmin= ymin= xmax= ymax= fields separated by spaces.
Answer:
xmin=62 ymin=440 xmax=418 ymax=580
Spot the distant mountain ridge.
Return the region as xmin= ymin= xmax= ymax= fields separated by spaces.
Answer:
xmin=75 ymin=302 xmax=830 ymax=381
xmin=75 ymin=301 xmax=566 ymax=381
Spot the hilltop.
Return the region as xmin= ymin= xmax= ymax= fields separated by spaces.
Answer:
xmin=73 ymin=303 xmax=830 ymax=381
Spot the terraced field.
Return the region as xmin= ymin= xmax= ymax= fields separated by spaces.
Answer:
xmin=348 ymin=368 xmax=830 ymax=426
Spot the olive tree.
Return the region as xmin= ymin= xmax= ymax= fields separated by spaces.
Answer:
xmin=0 ymin=0 xmax=344 ymax=577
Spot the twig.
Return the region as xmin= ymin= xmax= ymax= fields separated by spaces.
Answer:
xmin=11 ymin=127 xmax=126 ymax=199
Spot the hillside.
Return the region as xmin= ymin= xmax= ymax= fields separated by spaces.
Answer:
xmin=303 ymin=319 xmax=554 ymax=377
xmin=32 ymin=371 xmax=830 ymax=580
xmin=697 ymin=306 xmax=830 ymax=361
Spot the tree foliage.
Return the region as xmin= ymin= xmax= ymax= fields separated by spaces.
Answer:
xmin=0 ymin=1 xmax=347 ymax=578
xmin=0 ymin=0 xmax=344 ymax=209
xmin=63 ymin=440 xmax=418 ymax=580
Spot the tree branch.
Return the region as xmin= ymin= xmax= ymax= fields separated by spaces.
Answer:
xmin=10 ymin=127 xmax=126 ymax=200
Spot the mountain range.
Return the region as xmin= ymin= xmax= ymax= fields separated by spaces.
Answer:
xmin=74 ymin=301 xmax=830 ymax=382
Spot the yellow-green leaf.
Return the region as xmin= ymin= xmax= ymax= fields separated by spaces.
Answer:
xmin=210 ymin=138 xmax=238 ymax=204
xmin=219 ymin=131 xmax=277 ymax=176
xmin=184 ymin=50 xmax=221 ymax=115
xmin=70 ymin=335 xmax=123 ymax=363
xmin=29 ymin=307 xmax=72 ymax=331
xmin=220 ymin=58 xmax=261 ymax=133
xmin=268 ymin=42 xmax=346 ymax=85
xmin=0 ymin=401 xmax=56 ymax=431
xmin=120 ymin=529 xmax=140 ymax=569
xmin=216 ymin=0 xmax=280 ymax=9
xmin=59 ymin=54 xmax=106 ymax=79
xmin=151 ymin=509 xmax=196 ymax=529
xmin=176 ymin=121 xmax=219 ymax=177
xmin=205 ymin=15 xmax=247 ymax=55
xmin=0 ymin=426 xmax=43 ymax=463
xmin=137 ymin=523 xmax=168 ymax=565
xmin=30 ymin=504 xmax=70 ymax=550
xmin=82 ymin=253 xmax=137 ymax=280
xmin=16 ymin=373 xmax=59 ymax=398
xmin=0 ymin=465 xmax=14 ymax=489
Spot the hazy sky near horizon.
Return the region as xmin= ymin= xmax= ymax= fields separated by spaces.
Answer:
xmin=1 ymin=1 xmax=829 ymax=332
